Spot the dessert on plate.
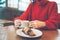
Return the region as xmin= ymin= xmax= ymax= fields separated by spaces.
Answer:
xmin=22 ymin=27 xmax=35 ymax=36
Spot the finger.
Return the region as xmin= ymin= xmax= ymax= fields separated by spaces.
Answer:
xmin=14 ymin=20 xmax=21 ymax=27
xmin=29 ymin=22 xmax=34 ymax=28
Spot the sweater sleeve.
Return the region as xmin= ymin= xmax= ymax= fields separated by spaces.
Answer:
xmin=46 ymin=2 xmax=58 ymax=30
xmin=18 ymin=3 xmax=32 ymax=20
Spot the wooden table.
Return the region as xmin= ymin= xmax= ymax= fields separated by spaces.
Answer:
xmin=5 ymin=26 xmax=60 ymax=40
xmin=0 ymin=19 xmax=60 ymax=40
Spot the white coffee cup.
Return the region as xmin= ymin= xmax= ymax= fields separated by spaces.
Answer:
xmin=19 ymin=21 xmax=29 ymax=28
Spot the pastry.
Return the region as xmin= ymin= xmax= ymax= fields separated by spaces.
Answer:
xmin=22 ymin=27 xmax=35 ymax=36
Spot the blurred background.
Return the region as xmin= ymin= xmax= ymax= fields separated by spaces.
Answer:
xmin=0 ymin=0 xmax=60 ymax=20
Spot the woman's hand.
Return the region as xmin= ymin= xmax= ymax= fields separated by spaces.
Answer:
xmin=29 ymin=20 xmax=46 ymax=29
xmin=14 ymin=19 xmax=22 ymax=27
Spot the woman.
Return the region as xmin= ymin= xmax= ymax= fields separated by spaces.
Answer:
xmin=14 ymin=0 xmax=58 ymax=30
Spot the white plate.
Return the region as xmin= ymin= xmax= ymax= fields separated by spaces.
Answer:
xmin=16 ymin=29 xmax=42 ymax=38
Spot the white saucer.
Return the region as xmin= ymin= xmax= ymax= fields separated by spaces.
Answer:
xmin=16 ymin=28 xmax=42 ymax=38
